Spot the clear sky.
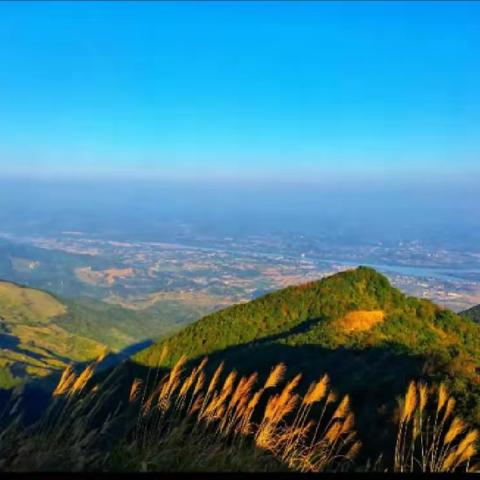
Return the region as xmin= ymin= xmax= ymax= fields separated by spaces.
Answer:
xmin=0 ymin=1 xmax=479 ymax=182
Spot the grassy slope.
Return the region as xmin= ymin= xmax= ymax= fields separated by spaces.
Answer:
xmin=135 ymin=266 xmax=480 ymax=368
xmin=133 ymin=267 xmax=480 ymax=455
xmin=0 ymin=281 xmax=66 ymax=321
xmin=55 ymin=296 xmax=204 ymax=352
xmin=0 ymin=281 xmax=106 ymax=386
xmin=0 ymin=278 xmax=206 ymax=388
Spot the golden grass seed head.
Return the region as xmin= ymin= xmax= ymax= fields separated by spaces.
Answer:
xmin=129 ymin=378 xmax=143 ymax=403
xmin=442 ymin=397 xmax=456 ymax=423
xmin=304 ymin=374 xmax=329 ymax=405
xmin=70 ymin=364 xmax=95 ymax=395
xmin=437 ymin=382 xmax=449 ymax=414
xmin=401 ymin=381 xmax=417 ymax=423
xmin=444 ymin=417 xmax=466 ymax=445
xmin=418 ymin=382 xmax=428 ymax=413
xmin=332 ymin=395 xmax=350 ymax=420
xmin=265 ymin=363 xmax=286 ymax=389
xmin=346 ymin=440 xmax=362 ymax=461
xmin=53 ymin=365 xmax=76 ymax=397
xmin=207 ymin=362 xmax=224 ymax=396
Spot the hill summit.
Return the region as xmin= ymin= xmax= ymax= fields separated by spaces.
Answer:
xmin=135 ymin=266 xmax=479 ymax=373
xmin=135 ymin=267 xmax=397 ymax=365
xmin=133 ymin=267 xmax=480 ymax=455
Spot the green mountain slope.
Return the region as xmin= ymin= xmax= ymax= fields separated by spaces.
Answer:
xmin=0 ymin=281 xmax=106 ymax=387
xmin=461 ymin=304 xmax=480 ymax=323
xmin=135 ymin=266 xmax=480 ymax=369
xmin=133 ymin=267 xmax=480 ymax=455
xmin=0 ymin=280 xmax=189 ymax=388
xmin=54 ymin=297 xmax=194 ymax=352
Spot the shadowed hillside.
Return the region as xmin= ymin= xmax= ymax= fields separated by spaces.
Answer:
xmin=461 ymin=304 xmax=480 ymax=323
xmin=133 ymin=267 xmax=480 ymax=453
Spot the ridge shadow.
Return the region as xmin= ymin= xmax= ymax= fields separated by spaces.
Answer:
xmin=0 ymin=334 xmax=467 ymax=469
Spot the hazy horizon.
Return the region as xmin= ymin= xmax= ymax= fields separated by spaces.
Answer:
xmin=1 ymin=177 xmax=479 ymax=251
xmin=0 ymin=1 xmax=479 ymax=249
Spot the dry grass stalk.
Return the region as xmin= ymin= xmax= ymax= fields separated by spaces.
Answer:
xmin=394 ymin=380 xmax=478 ymax=472
xmin=264 ymin=363 xmax=286 ymax=389
xmin=52 ymin=365 xmax=76 ymax=397
xmin=3 ymin=358 xmax=362 ymax=472
xmin=129 ymin=378 xmax=143 ymax=403
xmin=128 ymin=359 xmax=359 ymax=472
xmin=69 ymin=365 xmax=95 ymax=395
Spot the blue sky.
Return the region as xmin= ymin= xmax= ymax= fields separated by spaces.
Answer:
xmin=0 ymin=1 xmax=479 ymax=182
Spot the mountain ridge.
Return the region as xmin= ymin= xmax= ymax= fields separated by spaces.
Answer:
xmin=134 ymin=266 xmax=479 ymax=368
xmin=131 ymin=266 xmax=480 ymax=455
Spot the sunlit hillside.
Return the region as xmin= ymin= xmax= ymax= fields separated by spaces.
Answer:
xmin=0 ymin=281 xmax=105 ymax=387
xmin=133 ymin=267 xmax=480 ymax=457
xmin=0 ymin=281 xmax=193 ymax=388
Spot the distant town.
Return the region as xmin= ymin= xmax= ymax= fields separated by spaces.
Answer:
xmin=1 ymin=229 xmax=479 ymax=314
